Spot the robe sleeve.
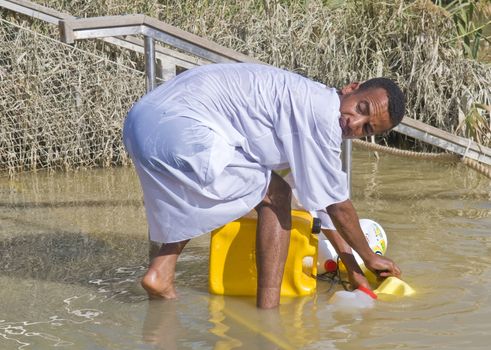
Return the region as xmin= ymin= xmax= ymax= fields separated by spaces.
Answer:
xmin=284 ymin=172 xmax=337 ymax=230
xmin=280 ymin=133 xmax=348 ymax=211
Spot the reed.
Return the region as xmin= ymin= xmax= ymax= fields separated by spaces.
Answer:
xmin=436 ymin=0 xmax=491 ymax=60
xmin=0 ymin=18 xmax=145 ymax=174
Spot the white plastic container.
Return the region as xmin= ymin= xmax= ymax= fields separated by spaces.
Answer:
xmin=328 ymin=286 xmax=377 ymax=309
xmin=317 ymin=238 xmax=338 ymax=273
xmin=316 ymin=219 xmax=388 ymax=274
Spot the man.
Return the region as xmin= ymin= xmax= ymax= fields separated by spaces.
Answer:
xmin=123 ymin=63 xmax=403 ymax=309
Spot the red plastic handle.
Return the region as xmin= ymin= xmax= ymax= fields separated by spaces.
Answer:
xmin=357 ymin=286 xmax=378 ymax=299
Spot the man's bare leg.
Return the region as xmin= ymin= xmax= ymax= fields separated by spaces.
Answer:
xmin=141 ymin=240 xmax=189 ymax=299
xmin=255 ymin=172 xmax=292 ymax=309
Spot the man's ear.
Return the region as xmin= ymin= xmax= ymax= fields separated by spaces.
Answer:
xmin=340 ymin=82 xmax=360 ymax=95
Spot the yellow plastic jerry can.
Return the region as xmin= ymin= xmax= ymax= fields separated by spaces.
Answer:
xmin=209 ymin=210 xmax=319 ymax=297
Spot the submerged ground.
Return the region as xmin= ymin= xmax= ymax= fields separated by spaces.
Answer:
xmin=0 ymin=149 xmax=490 ymax=349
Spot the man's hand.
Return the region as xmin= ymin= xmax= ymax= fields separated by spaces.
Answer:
xmin=364 ymin=253 xmax=401 ymax=279
xmin=346 ymin=266 xmax=371 ymax=290
xmin=325 ymin=199 xmax=402 ymax=283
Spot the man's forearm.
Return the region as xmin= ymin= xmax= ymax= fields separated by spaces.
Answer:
xmin=322 ymin=228 xmax=364 ymax=272
xmin=322 ymin=229 xmax=353 ymax=255
xmin=325 ymin=199 xmax=374 ymax=262
xmin=322 ymin=228 xmax=370 ymax=289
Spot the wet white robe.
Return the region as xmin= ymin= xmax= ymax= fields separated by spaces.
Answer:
xmin=123 ymin=63 xmax=348 ymax=243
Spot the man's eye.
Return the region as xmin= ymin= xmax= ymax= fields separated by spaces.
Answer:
xmin=360 ymin=102 xmax=369 ymax=114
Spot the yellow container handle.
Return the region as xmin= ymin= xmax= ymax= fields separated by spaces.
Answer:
xmin=374 ymin=277 xmax=416 ymax=297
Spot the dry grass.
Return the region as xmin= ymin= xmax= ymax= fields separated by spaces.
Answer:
xmin=0 ymin=19 xmax=145 ymax=174
xmin=1 ymin=0 xmax=490 ymax=173
xmin=28 ymin=0 xmax=491 ymax=135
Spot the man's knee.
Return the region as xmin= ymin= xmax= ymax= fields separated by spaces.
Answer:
xmin=256 ymin=173 xmax=292 ymax=212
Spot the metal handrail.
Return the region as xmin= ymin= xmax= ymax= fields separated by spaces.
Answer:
xmin=0 ymin=0 xmax=209 ymax=78
xmin=59 ymin=14 xmax=261 ymax=65
xmin=58 ymin=14 xmax=261 ymax=92
xmin=394 ymin=117 xmax=491 ymax=166
xmin=0 ymin=0 xmax=69 ymax=24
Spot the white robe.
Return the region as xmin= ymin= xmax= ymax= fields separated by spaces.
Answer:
xmin=123 ymin=63 xmax=348 ymax=243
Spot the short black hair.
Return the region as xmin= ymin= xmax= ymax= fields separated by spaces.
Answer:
xmin=358 ymin=78 xmax=405 ymax=127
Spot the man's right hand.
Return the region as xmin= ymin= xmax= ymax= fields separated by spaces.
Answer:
xmin=364 ymin=253 xmax=401 ymax=279
xmin=326 ymin=199 xmax=402 ymax=280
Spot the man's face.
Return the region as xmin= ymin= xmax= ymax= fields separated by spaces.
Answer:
xmin=338 ymin=87 xmax=392 ymax=139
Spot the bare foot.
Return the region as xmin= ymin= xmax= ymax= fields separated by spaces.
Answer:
xmin=141 ymin=268 xmax=177 ymax=299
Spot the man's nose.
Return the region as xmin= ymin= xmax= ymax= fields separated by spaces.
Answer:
xmin=349 ymin=115 xmax=367 ymax=133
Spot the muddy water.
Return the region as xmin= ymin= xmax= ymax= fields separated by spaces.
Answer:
xmin=0 ymin=150 xmax=490 ymax=350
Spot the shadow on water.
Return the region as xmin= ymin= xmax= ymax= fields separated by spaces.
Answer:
xmin=0 ymin=167 xmax=210 ymax=304
xmin=0 ymin=229 xmax=210 ymax=304
xmin=0 ymin=230 xmax=147 ymax=302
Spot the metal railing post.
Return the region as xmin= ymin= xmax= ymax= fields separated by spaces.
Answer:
xmin=341 ymin=139 xmax=352 ymax=197
xmin=144 ymin=35 xmax=158 ymax=256
xmin=144 ymin=36 xmax=156 ymax=92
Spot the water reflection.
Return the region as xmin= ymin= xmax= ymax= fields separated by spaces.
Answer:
xmin=142 ymin=294 xmax=326 ymax=350
xmin=142 ymin=300 xmax=187 ymax=350
xmin=207 ymin=296 xmax=307 ymax=350
xmin=0 ymin=231 xmax=147 ymax=299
